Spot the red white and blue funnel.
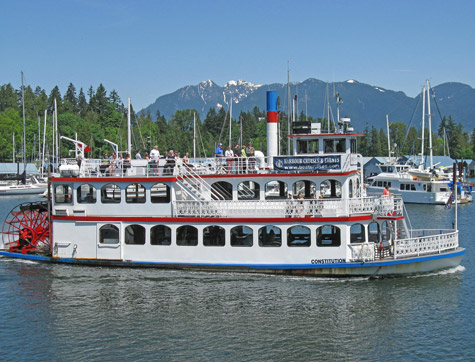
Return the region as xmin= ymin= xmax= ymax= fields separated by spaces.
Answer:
xmin=266 ymin=91 xmax=279 ymax=162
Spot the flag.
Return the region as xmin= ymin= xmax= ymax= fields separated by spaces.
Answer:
xmin=445 ymin=191 xmax=454 ymax=209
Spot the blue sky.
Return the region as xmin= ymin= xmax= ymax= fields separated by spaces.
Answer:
xmin=2 ymin=0 xmax=474 ymax=109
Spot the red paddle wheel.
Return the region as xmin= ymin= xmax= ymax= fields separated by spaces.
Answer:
xmin=2 ymin=201 xmax=51 ymax=254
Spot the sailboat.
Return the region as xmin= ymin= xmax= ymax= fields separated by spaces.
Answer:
xmin=366 ymin=81 xmax=462 ymax=204
xmin=0 ymin=73 xmax=48 ymax=196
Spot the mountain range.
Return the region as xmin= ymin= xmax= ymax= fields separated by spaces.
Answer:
xmin=142 ymin=78 xmax=475 ymax=132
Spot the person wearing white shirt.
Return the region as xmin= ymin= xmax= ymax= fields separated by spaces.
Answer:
xmin=225 ymin=145 xmax=234 ymax=174
xmin=150 ymin=146 xmax=160 ymax=175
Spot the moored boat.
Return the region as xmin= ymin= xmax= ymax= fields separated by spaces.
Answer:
xmin=0 ymin=91 xmax=464 ymax=277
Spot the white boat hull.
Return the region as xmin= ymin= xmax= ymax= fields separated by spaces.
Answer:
xmin=0 ymin=247 xmax=464 ymax=277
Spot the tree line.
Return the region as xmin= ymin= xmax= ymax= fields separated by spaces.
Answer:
xmin=1 ymin=82 xmax=474 ymax=163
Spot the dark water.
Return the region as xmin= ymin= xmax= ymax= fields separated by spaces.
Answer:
xmin=1 ymin=195 xmax=474 ymax=361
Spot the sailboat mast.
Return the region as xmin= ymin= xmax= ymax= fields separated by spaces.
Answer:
xmin=386 ymin=115 xmax=391 ymax=161
xmin=55 ymin=98 xmax=59 ymax=167
xmin=21 ymin=72 xmax=26 ymax=166
xmin=420 ymin=85 xmax=425 ymax=168
xmin=426 ymin=80 xmax=434 ymax=170
xmin=193 ymin=112 xmax=196 ymax=159
xmin=127 ymin=98 xmax=131 ymax=157
xmin=12 ymin=133 xmax=15 ymax=163
xmin=287 ymin=63 xmax=291 ymax=155
xmin=229 ymin=97 xmax=232 ymax=147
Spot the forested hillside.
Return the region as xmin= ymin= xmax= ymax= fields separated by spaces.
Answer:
xmin=1 ymin=82 xmax=474 ymax=162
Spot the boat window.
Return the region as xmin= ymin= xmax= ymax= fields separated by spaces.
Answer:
xmin=176 ymin=225 xmax=198 ymax=246
xmin=101 ymin=183 xmax=121 ymax=203
xmin=238 ymin=181 xmax=260 ymax=200
xmin=287 ymin=225 xmax=310 ymax=247
xmin=349 ymin=180 xmax=353 ymax=198
xmin=400 ymin=184 xmax=405 ymax=190
xmin=258 ymin=226 xmax=282 ymax=247
xmin=324 ymin=139 xmax=334 ymax=153
xmin=211 ymin=181 xmax=233 ymax=200
xmin=265 ymin=180 xmax=288 ymax=199
xmin=99 ymin=224 xmax=119 ymax=244
xmin=320 ymin=179 xmax=341 ymax=198
xmin=231 ymin=226 xmax=253 ymax=247
xmin=350 ymin=139 xmax=357 ymax=153
xmin=125 ymin=225 xmax=146 ymax=245
xmin=126 ymin=183 xmax=146 ymax=203
xmin=297 ymin=140 xmax=319 ymax=154
xmin=77 ymin=184 xmax=96 ymax=204
xmin=297 ymin=140 xmax=308 ymax=154
xmin=54 ymin=184 xmax=73 ymax=204
xmin=316 ymin=225 xmax=341 ymax=247
xmin=203 ymin=225 xmax=225 ymax=247
xmin=368 ymin=222 xmax=379 ymax=243
xmin=411 ymin=184 xmax=416 ymax=191
xmin=335 ymin=138 xmax=346 ymax=153
xmin=150 ymin=225 xmax=171 ymax=245
xmin=151 ymin=183 xmax=170 ymax=203
xmin=293 ymin=180 xmax=316 ymax=199
xmin=350 ymin=223 xmax=365 ymax=244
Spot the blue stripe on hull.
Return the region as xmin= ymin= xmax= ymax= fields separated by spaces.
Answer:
xmin=0 ymin=248 xmax=465 ymax=276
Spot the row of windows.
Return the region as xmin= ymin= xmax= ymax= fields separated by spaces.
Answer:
xmin=54 ymin=178 xmax=352 ymax=204
xmin=371 ymin=181 xmax=391 ymax=188
xmin=54 ymin=183 xmax=170 ymax=204
xmin=99 ymin=221 xmax=392 ymax=247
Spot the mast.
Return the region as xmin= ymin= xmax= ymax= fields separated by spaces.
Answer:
xmin=386 ymin=115 xmax=391 ymax=161
xmin=426 ymin=80 xmax=434 ymax=170
xmin=41 ymin=110 xmax=47 ymax=177
xmin=193 ymin=112 xmax=196 ymax=159
xmin=55 ymin=98 xmax=59 ymax=167
xmin=240 ymin=115 xmax=243 ymax=148
xmin=287 ymin=63 xmax=291 ymax=155
xmin=12 ymin=133 xmax=15 ymax=163
xmin=420 ymin=85 xmax=425 ymax=169
xmin=38 ymin=113 xmax=41 ymax=161
xmin=127 ymin=98 xmax=131 ymax=157
xmin=21 ymin=72 xmax=26 ymax=167
xmin=229 ymin=97 xmax=232 ymax=147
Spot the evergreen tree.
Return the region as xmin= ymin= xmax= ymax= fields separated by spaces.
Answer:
xmin=0 ymin=83 xmax=19 ymax=111
xmin=78 ymin=88 xmax=88 ymax=115
xmin=64 ymin=83 xmax=78 ymax=113
xmin=47 ymin=86 xmax=62 ymax=113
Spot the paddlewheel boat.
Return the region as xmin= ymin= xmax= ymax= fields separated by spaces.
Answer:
xmin=0 ymin=92 xmax=464 ymax=276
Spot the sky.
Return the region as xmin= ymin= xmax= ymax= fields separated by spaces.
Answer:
xmin=2 ymin=0 xmax=475 ymax=110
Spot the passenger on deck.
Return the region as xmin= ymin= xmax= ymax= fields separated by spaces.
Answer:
xmin=215 ymin=143 xmax=224 ymax=157
xmin=383 ymin=185 xmax=392 ymax=196
xmin=164 ymin=150 xmax=176 ymax=175
xmin=150 ymin=146 xmax=160 ymax=175
xmin=246 ymin=142 xmax=256 ymax=173
xmin=241 ymin=146 xmax=247 ymax=173
xmin=225 ymin=145 xmax=234 ymax=174
xmin=233 ymin=144 xmax=242 ymax=173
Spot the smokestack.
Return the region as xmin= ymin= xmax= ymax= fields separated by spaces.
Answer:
xmin=266 ymin=91 xmax=279 ymax=165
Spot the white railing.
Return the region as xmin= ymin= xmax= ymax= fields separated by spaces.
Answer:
xmin=348 ymin=229 xmax=458 ymax=262
xmin=59 ymin=153 xmax=362 ymax=178
xmin=173 ymin=196 xmax=403 ymax=218
xmin=395 ymin=230 xmax=458 ymax=257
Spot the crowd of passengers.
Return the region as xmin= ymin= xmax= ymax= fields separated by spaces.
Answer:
xmin=96 ymin=142 xmax=258 ymax=176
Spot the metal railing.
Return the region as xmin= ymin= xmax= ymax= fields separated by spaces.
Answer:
xmin=173 ymin=196 xmax=403 ymax=218
xmin=59 ymin=153 xmax=361 ymax=178
xmin=348 ymin=229 xmax=458 ymax=262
